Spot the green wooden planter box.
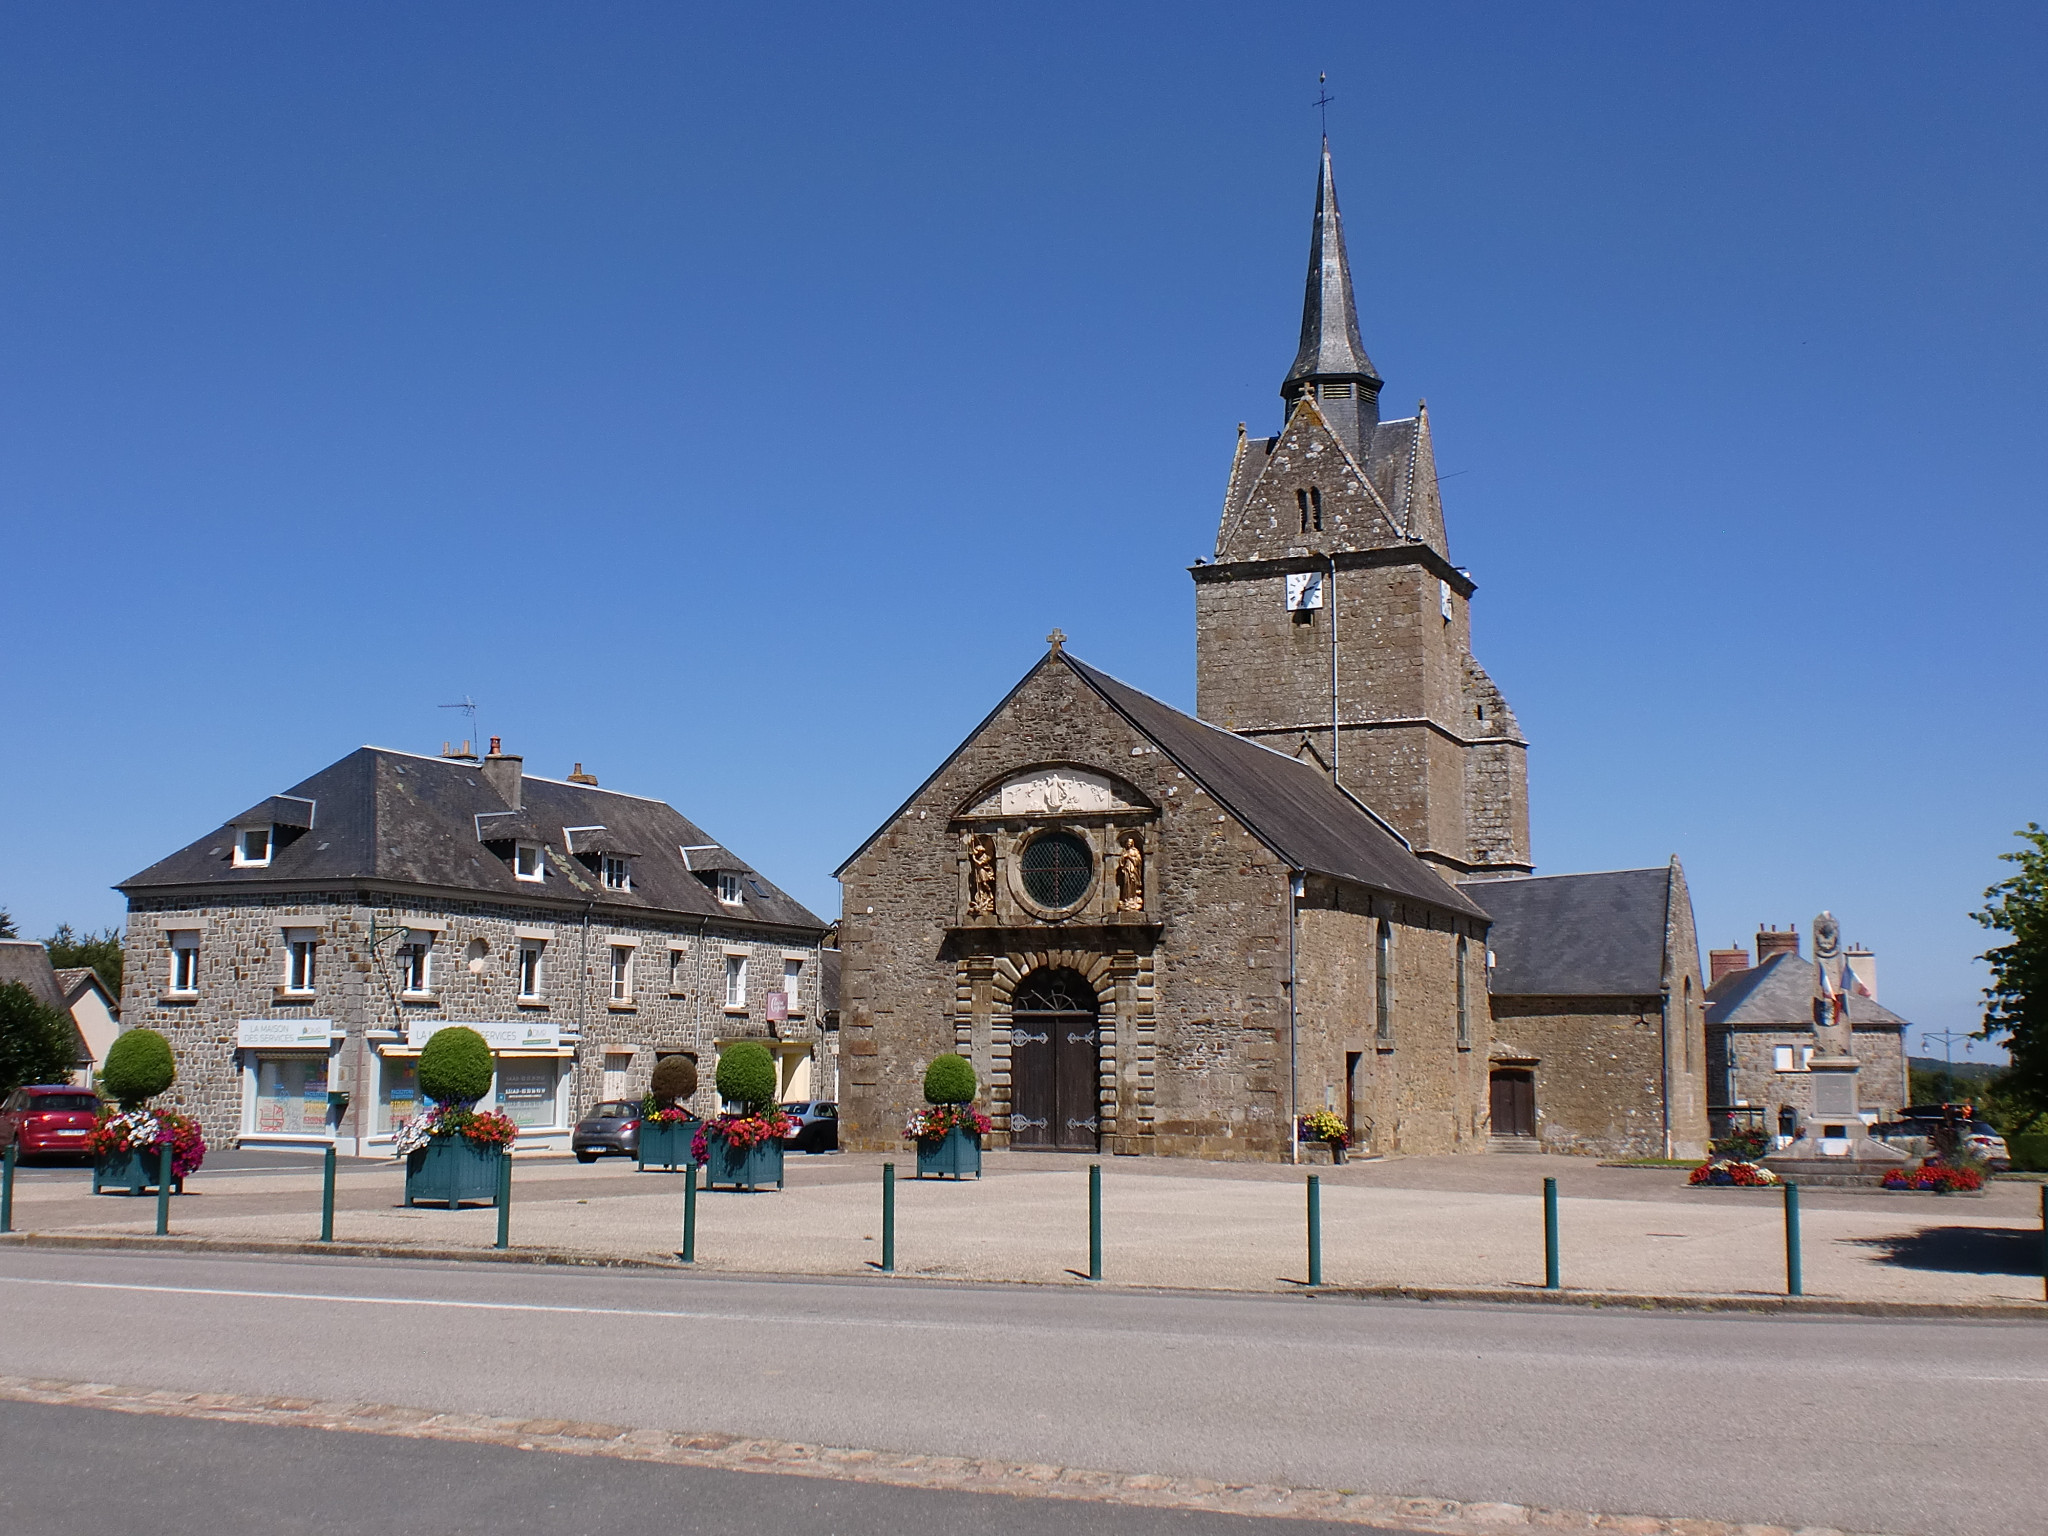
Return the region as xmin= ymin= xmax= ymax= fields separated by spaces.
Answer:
xmin=636 ymin=1118 xmax=702 ymax=1171
xmin=914 ymin=1126 xmax=982 ymax=1179
xmin=93 ymin=1148 xmax=182 ymax=1196
xmin=702 ymin=1132 xmax=784 ymax=1191
xmin=2010 ymin=1133 xmax=2048 ymax=1173
xmin=404 ymin=1137 xmax=507 ymax=1207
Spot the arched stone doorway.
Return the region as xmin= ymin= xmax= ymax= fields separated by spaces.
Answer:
xmin=1008 ymin=967 xmax=1100 ymax=1150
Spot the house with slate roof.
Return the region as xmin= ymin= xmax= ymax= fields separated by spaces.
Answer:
xmin=118 ymin=741 xmax=828 ymax=1155
xmin=0 ymin=940 xmax=96 ymax=1084
xmin=1705 ymin=924 xmax=1909 ymax=1141
xmin=1458 ymin=866 xmax=1707 ymax=1159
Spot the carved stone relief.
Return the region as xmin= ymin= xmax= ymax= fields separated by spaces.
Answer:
xmin=968 ymin=836 xmax=997 ymax=915
xmin=1115 ymin=833 xmax=1145 ymax=912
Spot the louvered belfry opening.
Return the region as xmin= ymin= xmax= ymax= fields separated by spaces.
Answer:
xmin=1008 ymin=967 xmax=1100 ymax=1151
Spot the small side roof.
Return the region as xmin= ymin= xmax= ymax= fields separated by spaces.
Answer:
xmin=1463 ymin=867 xmax=1676 ymax=997
xmin=0 ymin=941 xmax=69 ymax=1014
xmin=1706 ymin=950 xmax=1909 ymax=1029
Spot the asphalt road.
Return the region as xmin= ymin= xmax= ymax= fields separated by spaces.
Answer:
xmin=0 ymin=1247 xmax=2040 ymax=1536
xmin=0 ymin=1398 xmax=1389 ymax=1536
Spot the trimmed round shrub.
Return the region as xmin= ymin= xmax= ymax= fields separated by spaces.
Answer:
xmin=417 ymin=1026 xmax=493 ymax=1106
xmin=649 ymin=1053 xmax=699 ymax=1108
xmin=923 ymin=1053 xmax=977 ymax=1105
xmin=101 ymin=1027 xmax=175 ymax=1108
xmin=715 ymin=1040 xmax=777 ymax=1114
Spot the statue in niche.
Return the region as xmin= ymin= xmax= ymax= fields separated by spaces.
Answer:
xmin=968 ymin=837 xmax=997 ymax=914
xmin=1115 ymin=833 xmax=1144 ymax=912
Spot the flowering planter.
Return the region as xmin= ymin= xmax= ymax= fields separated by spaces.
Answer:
xmin=636 ymin=1118 xmax=702 ymax=1172
xmin=92 ymin=1149 xmax=182 ymax=1196
xmin=915 ymin=1126 xmax=982 ymax=1180
xmin=702 ymin=1132 xmax=784 ymax=1191
xmin=404 ymin=1137 xmax=508 ymax=1208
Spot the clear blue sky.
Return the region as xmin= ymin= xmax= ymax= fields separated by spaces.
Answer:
xmin=3 ymin=4 xmax=2042 ymax=1058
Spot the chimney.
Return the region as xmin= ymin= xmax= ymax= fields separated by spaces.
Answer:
xmin=480 ymin=737 xmax=523 ymax=810
xmin=566 ymin=762 xmax=599 ymax=786
xmin=1709 ymin=947 xmax=1750 ymax=986
xmin=1754 ymin=924 xmax=1801 ymax=964
xmin=1844 ymin=945 xmax=1877 ymax=1000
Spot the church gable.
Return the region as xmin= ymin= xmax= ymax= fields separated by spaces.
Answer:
xmin=1214 ymin=396 xmax=1405 ymax=564
xmin=956 ymin=765 xmax=1155 ymax=820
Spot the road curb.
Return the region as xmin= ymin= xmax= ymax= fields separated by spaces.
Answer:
xmin=2 ymin=1229 xmax=2044 ymax=1319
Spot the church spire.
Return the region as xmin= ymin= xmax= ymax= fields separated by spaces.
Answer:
xmin=1281 ymin=141 xmax=1382 ymax=449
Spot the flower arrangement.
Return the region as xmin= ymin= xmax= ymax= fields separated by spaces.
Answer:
xmin=392 ymin=1104 xmax=519 ymax=1156
xmin=1883 ymin=1164 xmax=1984 ymax=1193
xmin=906 ymin=1102 xmax=992 ymax=1144
xmin=1710 ymin=1127 xmax=1770 ymax=1161
xmin=1688 ymin=1158 xmax=1780 ymax=1187
xmin=1298 ymin=1108 xmax=1350 ymax=1148
xmin=691 ymin=1107 xmax=793 ymax=1163
xmin=87 ymin=1107 xmax=208 ymax=1180
xmin=639 ymin=1099 xmax=694 ymax=1125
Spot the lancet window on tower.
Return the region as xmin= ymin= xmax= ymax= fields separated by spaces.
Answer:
xmin=1296 ymin=486 xmax=1323 ymax=534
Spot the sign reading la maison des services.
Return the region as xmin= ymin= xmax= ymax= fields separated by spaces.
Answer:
xmin=405 ymin=1020 xmax=562 ymax=1051
xmin=236 ymin=1019 xmax=336 ymax=1049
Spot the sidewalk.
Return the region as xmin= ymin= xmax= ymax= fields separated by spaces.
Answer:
xmin=5 ymin=1149 xmax=2043 ymax=1309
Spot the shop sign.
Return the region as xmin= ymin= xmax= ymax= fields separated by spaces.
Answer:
xmin=237 ymin=1019 xmax=335 ymax=1049
xmin=765 ymin=990 xmax=789 ymax=1023
xmin=406 ymin=1019 xmax=561 ymax=1051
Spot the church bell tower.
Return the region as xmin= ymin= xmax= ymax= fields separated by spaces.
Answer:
xmin=1191 ymin=141 xmax=1531 ymax=878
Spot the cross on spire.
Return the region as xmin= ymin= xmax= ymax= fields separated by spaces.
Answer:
xmin=1046 ymin=628 xmax=1067 ymax=655
xmin=1314 ymin=72 xmax=1334 ymax=141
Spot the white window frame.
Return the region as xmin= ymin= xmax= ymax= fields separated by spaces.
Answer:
xmin=602 ymin=855 xmax=632 ymax=892
xmin=783 ymin=958 xmax=803 ymax=1014
xmin=169 ymin=936 xmax=200 ymax=995
xmin=669 ymin=948 xmax=688 ymax=994
xmin=514 ymin=843 xmax=546 ymax=882
xmin=398 ymin=941 xmax=433 ymax=996
xmin=284 ymin=935 xmax=319 ymax=995
xmin=1774 ymin=1044 xmax=1816 ymax=1073
xmin=724 ymin=953 xmax=748 ymax=1010
xmin=234 ymin=826 xmax=274 ymax=868
xmin=717 ymin=872 xmax=743 ymax=906
xmin=518 ymin=942 xmax=545 ymax=1001
xmin=610 ymin=945 xmax=634 ymax=1003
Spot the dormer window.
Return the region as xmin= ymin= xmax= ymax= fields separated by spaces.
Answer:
xmin=602 ymin=855 xmax=632 ymax=892
xmin=514 ymin=843 xmax=545 ymax=882
xmin=717 ymin=872 xmax=742 ymax=906
xmin=234 ymin=827 xmax=273 ymax=868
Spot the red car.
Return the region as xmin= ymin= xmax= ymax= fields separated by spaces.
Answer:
xmin=1 ymin=1085 xmax=104 ymax=1160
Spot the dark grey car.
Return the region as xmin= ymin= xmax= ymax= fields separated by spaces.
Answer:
xmin=573 ymin=1100 xmax=641 ymax=1163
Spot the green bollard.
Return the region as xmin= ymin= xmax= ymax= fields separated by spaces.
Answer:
xmin=881 ymin=1161 xmax=895 ymax=1273
xmin=681 ymin=1164 xmax=697 ymax=1263
xmin=1088 ymin=1163 xmax=1102 ymax=1281
xmin=320 ymin=1144 xmax=336 ymax=1243
xmin=1307 ymin=1174 xmax=1322 ymax=1287
xmin=1543 ymin=1176 xmax=1560 ymax=1290
xmin=495 ymin=1151 xmax=511 ymax=1250
xmin=155 ymin=1141 xmax=173 ymax=1236
xmin=2040 ymin=1186 xmax=2046 ymax=1304
xmin=2 ymin=1141 xmax=15 ymax=1235
xmin=1784 ymin=1181 xmax=1802 ymax=1296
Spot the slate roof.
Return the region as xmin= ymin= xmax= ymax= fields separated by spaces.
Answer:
xmin=52 ymin=967 xmax=116 ymax=1010
xmin=1705 ymin=950 xmax=1909 ymax=1030
xmin=1460 ymin=867 xmax=1676 ymax=997
xmin=0 ymin=940 xmax=70 ymax=1013
xmin=119 ymin=747 xmax=826 ymax=935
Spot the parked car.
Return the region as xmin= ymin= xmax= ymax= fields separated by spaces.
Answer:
xmin=1870 ymin=1116 xmax=2011 ymax=1171
xmin=0 ymin=1086 xmax=103 ymax=1161
xmin=572 ymin=1100 xmax=641 ymax=1163
xmin=781 ymin=1100 xmax=838 ymax=1152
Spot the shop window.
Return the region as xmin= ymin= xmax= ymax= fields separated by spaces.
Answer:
xmin=514 ymin=843 xmax=546 ymax=882
xmin=377 ymin=1057 xmax=420 ymax=1134
xmin=496 ymin=1058 xmax=560 ymax=1130
xmin=253 ymin=1055 xmax=329 ymax=1136
xmin=725 ymin=953 xmax=748 ymax=1009
xmin=518 ymin=942 xmax=544 ymax=1000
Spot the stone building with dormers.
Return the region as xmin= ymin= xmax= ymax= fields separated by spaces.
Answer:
xmin=117 ymin=741 xmax=828 ymax=1156
xmin=837 ymin=138 xmax=1708 ymax=1161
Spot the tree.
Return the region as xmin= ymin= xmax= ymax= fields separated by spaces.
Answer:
xmin=43 ymin=923 xmax=124 ymax=998
xmin=0 ymin=981 xmax=77 ymax=1096
xmin=1973 ymin=824 xmax=2048 ymax=1119
xmin=0 ymin=908 xmax=17 ymax=937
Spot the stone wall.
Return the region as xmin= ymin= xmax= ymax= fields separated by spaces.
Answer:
xmin=121 ymin=892 xmax=824 ymax=1151
xmin=1487 ymin=996 xmax=1679 ymax=1158
xmin=1720 ymin=1027 xmax=1910 ymax=1130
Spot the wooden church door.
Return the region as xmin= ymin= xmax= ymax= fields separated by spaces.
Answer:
xmin=1489 ymin=1068 xmax=1536 ymax=1138
xmin=1009 ymin=968 xmax=1100 ymax=1150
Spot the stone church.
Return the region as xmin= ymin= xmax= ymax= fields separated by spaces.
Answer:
xmin=836 ymin=142 xmax=1707 ymax=1160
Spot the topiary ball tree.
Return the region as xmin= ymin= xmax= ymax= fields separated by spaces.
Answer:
xmin=102 ymin=1027 xmax=175 ymax=1109
xmin=417 ymin=1025 xmax=493 ymax=1107
xmin=923 ymin=1053 xmax=976 ymax=1106
xmin=715 ymin=1040 xmax=777 ymax=1115
xmin=649 ymin=1053 xmax=698 ymax=1109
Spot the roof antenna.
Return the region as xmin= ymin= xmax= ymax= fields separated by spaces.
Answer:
xmin=1314 ymin=72 xmax=1334 ymax=142
xmin=439 ymin=696 xmax=479 ymax=759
